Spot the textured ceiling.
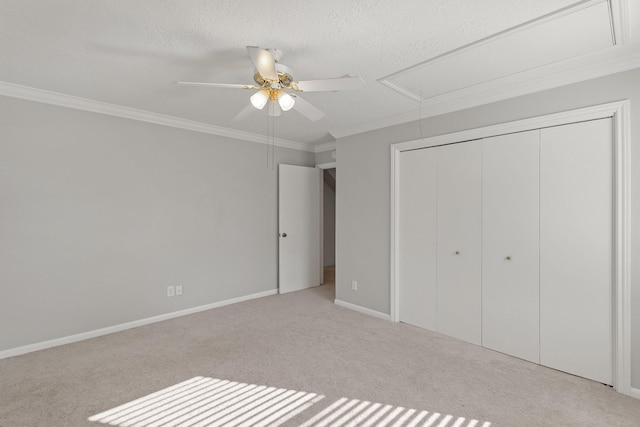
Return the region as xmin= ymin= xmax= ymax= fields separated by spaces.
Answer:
xmin=0 ymin=0 xmax=636 ymax=146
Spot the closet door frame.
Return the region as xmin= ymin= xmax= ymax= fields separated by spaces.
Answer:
xmin=390 ymin=100 xmax=631 ymax=396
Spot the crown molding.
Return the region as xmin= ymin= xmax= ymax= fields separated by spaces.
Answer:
xmin=313 ymin=141 xmax=337 ymax=153
xmin=0 ymin=81 xmax=314 ymax=152
xmin=332 ymin=44 xmax=640 ymax=140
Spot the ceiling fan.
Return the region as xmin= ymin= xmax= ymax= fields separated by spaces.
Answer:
xmin=176 ymin=46 xmax=365 ymax=121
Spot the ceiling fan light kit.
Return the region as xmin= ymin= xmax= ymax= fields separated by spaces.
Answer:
xmin=177 ymin=46 xmax=365 ymax=121
xmin=249 ymin=88 xmax=295 ymax=112
xmin=276 ymin=91 xmax=295 ymax=111
xmin=250 ymin=90 xmax=269 ymax=109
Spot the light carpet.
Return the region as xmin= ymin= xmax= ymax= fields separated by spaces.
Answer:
xmin=1 ymin=283 xmax=639 ymax=426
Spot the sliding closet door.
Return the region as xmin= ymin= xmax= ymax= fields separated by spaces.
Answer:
xmin=482 ymin=130 xmax=540 ymax=363
xmin=399 ymin=149 xmax=437 ymax=330
xmin=540 ymin=119 xmax=613 ymax=384
xmin=436 ymin=142 xmax=482 ymax=345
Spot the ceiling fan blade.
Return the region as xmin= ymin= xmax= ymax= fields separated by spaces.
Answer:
xmin=292 ymin=94 xmax=325 ymax=121
xmin=232 ymin=104 xmax=256 ymax=122
xmin=293 ymin=75 xmax=365 ymax=92
xmin=176 ymin=81 xmax=258 ymax=89
xmin=246 ymin=46 xmax=278 ymax=82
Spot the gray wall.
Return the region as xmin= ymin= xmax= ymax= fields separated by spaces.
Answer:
xmin=315 ymin=149 xmax=336 ymax=166
xmin=335 ymin=68 xmax=640 ymax=389
xmin=0 ymin=95 xmax=314 ymax=352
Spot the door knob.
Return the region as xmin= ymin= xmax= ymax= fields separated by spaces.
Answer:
xmin=455 ymin=251 xmax=460 ymax=255
xmin=506 ymin=256 xmax=511 ymax=260
xmin=281 ymin=233 xmax=287 ymax=238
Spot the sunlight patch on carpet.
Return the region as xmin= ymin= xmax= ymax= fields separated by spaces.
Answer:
xmin=298 ymin=397 xmax=491 ymax=427
xmin=88 ymin=376 xmax=491 ymax=426
xmin=88 ymin=376 xmax=324 ymax=427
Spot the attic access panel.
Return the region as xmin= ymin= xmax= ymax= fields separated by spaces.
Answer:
xmin=379 ymin=0 xmax=616 ymax=101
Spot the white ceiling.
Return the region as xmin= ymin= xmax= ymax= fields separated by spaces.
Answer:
xmin=1 ymin=0 xmax=639 ymax=148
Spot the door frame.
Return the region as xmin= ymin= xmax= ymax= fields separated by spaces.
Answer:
xmin=390 ymin=100 xmax=632 ymax=396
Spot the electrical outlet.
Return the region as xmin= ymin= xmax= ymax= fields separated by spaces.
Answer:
xmin=176 ymin=285 xmax=183 ymax=296
xmin=351 ymin=280 xmax=358 ymax=291
xmin=167 ymin=286 xmax=175 ymax=297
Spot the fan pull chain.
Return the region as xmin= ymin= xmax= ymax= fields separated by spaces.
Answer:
xmin=419 ymin=86 xmax=424 ymax=140
xmin=266 ymin=102 xmax=276 ymax=170
xmin=272 ymin=119 xmax=275 ymax=170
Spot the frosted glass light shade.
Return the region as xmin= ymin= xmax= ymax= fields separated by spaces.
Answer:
xmin=250 ymin=90 xmax=269 ymax=110
xmin=277 ymin=92 xmax=295 ymax=111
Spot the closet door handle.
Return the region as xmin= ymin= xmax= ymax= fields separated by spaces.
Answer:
xmin=506 ymin=256 xmax=512 ymax=260
xmin=455 ymin=251 xmax=460 ymax=255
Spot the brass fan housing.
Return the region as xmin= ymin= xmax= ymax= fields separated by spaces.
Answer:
xmin=253 ymin=63 xmax=294 ymax=89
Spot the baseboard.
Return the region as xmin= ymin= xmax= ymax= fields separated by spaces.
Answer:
xmin=0 ymin=289 xmax=278 ymax=360
xmin=334 ymin=299 xmax=391 ymax=321
xmin=629 ymin=387 xmax=640 ymax=400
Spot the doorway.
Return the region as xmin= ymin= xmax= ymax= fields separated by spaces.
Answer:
xmin=316 ymin=161 xmax=336 ymax=301
xmin=322 ymin=168 xmax=336 ymax=286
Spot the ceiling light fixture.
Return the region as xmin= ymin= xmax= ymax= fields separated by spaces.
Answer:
xmin=250 ymin=89 xmax=295 ymax=113
xmin=178 ymin=46 xmax=365 ymax=122
xmin=277 ymin=91 xmax=295 ymax=111
xmin=250 ymin=90 xmax=269 ymax=110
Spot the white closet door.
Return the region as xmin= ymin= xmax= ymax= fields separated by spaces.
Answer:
xmin=436 ymin=142 xmax=482 ymax=345
xmin=540 ymin=119 xmax=613 ymax=384
xmin=399 ymin=149 xmax=437 ymax=330
xmin=482 ymin=130 xmax=540 ymax=363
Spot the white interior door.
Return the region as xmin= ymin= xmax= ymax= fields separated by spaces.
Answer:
xmin=540 ymin=118 xmax=613 ymax=384
xmin=482 ymin=130 xmax=540 ymax=363
xmin=399 ymin=149 xmax=437 ymax=330
xmin=437 ymin=142 xmax=482 ymax=345
xmin=278 ymin=164 xmax=321 ymax=294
